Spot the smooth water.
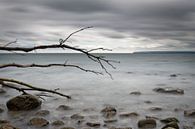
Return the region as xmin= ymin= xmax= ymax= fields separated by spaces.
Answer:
xmin=0 ymin=53 xmax=195 ymax=129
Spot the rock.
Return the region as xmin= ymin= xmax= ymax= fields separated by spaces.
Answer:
xmin=160 ymin=117 xmax=179 ymax=123
xmin=0 ymin=120 xmax=10 ymax=124
xmin=6 ymin=94 xmax=41 ymax=111
xmin=119 ymin=112 xmax=139 ymax=118
xmin=183 ymin=125 xmax=193 ymax=129
xmin=162 ymin=122 xmax=179 ymax=129
xmin=153 ymin=87 xmax=184 ymax=95
xmin=71 ymin=114 xmax=84 ymax=119
xmin=57 ymin=105 xmax=72 ymax=111
xmin=60 ymin=127 xmax=75 ymax=129
xmin=0 ymin=88 xmax=6 ymax=94
xmin=101 ymin=106 xmax=117 ymax=118
xmin=144 ymin=101 xmax=152 ymax=104
xmin=35 ymin=110 xmax=50 ymax=116
xmin=137 ymin=119 xmax=156 ymax=128
xmin=145 ymin=116 xmax=159 ymax=120
xmin=130 ymin=91 xmax=141 ymax=95
xmin=149 ymin=107 xmax=163 ymax=111
xmin=28 ymin=117 xmax=49 ymax=127
xmin=86 ymin=122 xmax=100 ymax=127
xmin=170 ymin=74 xmax=178 ymax=77
xmin=184 ymin=109 xmax=195 ymax=117
xmin=109 ymin=127 xmax=132 ymax=129
xmin=0 ymin=108 xmax=4 ymax=113
xmin=51 ymin=120 xmax=64 ymax=126
xmin=104 ymin=119 xmax=117 ymax=123
xmin=0 ymin=124 xmax=20 ymax=129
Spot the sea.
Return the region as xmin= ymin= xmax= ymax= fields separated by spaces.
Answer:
xmin=0 ymin=52 xmax=195 ymax=129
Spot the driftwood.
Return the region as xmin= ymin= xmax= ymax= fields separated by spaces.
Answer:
xmin=0 ymin=27 xmax=119 ymax=99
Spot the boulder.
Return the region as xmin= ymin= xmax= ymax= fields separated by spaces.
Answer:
xmin=28 ymin=117 xmax=49 ymax=127
xmin=138 ymin=119 xmax=156 ymax=128
xmin=184 ymin=109 xmax=195 ymax=117
xmin=71 ymin=114 xmax=84 ymax=120
xmin=6 ymin=94 xmax=41 ymax=111
xmin=153 ymin=87 xmax=184 ymax=95
xmin=86 ymin=122 xmax=100 ymax=127
xmin=0 ymin=124 xmax=20 ymax=129
xmin=35 ymin=110 xmax=50 ymax=116
xmin=119 ymin=112 xmax=139 ymax=118
xmin=130 ymin=91 xmax=141 ymax=95
xmin=57 ymin=105 xmax=72 ymax=111
xmin=101 ymin=106 xmax=117 ymax=118
xmin=52 ymin=120 xmax=64 ymax=126
xmin=162 ymin=122 xmax=179 ymax=129
xmin=160 ymin=117 xmax=179 ymax=123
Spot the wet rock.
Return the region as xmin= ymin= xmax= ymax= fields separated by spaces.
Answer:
xmin=0 ymin=120 xmax=10 ymax=124
xmin=119 ymin=112 xmax=139 ymax=118
xmin=35 ymin=110 xmax=50 ymax=116
xmin=51 ymin=120 xmax=64 ymax=126
xmin=0 ymin=88 xmax=6 ymax=94
xmin=57 ymin=105 xmax=72 ymax=111
xmin=109 ymin=127 xmax=132 ymax=129
xmin=104 ymin=119 xmax=117 ymax=123
xmin=145 ymin=116 xmax=159 ymax=120
xmin=160 ymin=117 xmax=179 ymax=123
xmin=170 ymin=74 xmax=178 ymax=77
xmin=184 ymin=109 xmax=195 ymax=117
xmin=144 ymin=100 xmax=152 ymax=104
xmin=0 ymin=124 xmax=20 ymax=129
xmin=162 ymin=122 xmax=179 ymax=129
xmin=86 ymin=122 xmax=100 ymax=127
xmin=183 ymin=125 xmax=193 ymax=129
xmin=101 ymin=106 xmax=117 ymax=118
xmin=28 ymin=117 xmax=49 ymax=127
xmin=149 ymin=107 xmax=163 ymax=111
xmin=71 ymin=114 xmax=84 ymax=120
xmin=6 ymin=94 xmax=41 ymax=111
xmin=130 ymin=91 xmax=141 ymax=95
xmin=0 ymin=108 xmax=4 ymax=113
xmin=153 ymin=87 xmax=184 ymax=95
xmin=137 ymin=119 xmax=156 ymax=128
xmin=60 ymin=127 xmax=75 ymax=129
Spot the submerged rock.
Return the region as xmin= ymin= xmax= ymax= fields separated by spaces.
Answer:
xmin=153 ymin=87 xmax=184 ymax=95
xmin=57 ymin=105 xmax=72 ymax=111
xmin=109 ymin=127 xmax=132 ymax=129
xmin=71 ymin=114 xmax=84 ymax=120
xmin=101 ymin=106 xmax=117 ymax=118
xmin=28 ymin=117 xmax=49 ymax=127
xmin=184 ymin=109 xmax=195 ymax=117
xmin=119 ymin=112 xmax=139 ymax=118
xmin=162 ymin=122 xmax=179 ymax=129
xmin=144 ymin=100 xmax=152 ymax=104
xmin=86 ymin=122 xmax=101 ymax=127
xmin=52 ymin=120 xmax=64 ymax=126
xmin=145 ymin=116 xmax=159 ymax=120
xmin=0 ymin=124 xmax=20 ymax=129
xmin=0 ymin=120 xmax=10 ymax=124
xmin=160 ymin=117 xmax=179 ymax=123
xmin=104 ymin=119 xmax=118 ymax=123
xmin=137 ymin=119 xmax=156 ymax=128
xmin=0 ymin=88 xmax=6 ymax=94
xmin=0 ymin=108 xmax=4 ymax=113
xmin=35 ymin=110 xmax=50 ymax=116
xmin=170 ymin=74 xmax=178 ymax=77
xmin=6 ymin=94 xmax=41 ymax=111
xmin=149 ymin=107 xmax=163 ymax=111
xmin=130 ymin=91 xmax=141 ymax=95
xmin=60 ymin=127 xmax=75 ymax=129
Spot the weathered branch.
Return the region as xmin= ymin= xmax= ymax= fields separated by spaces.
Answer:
xmin=0 ymin=78 xmax=71 ymax=99
xmin=0 ymin=63 xmax=103 ymax=75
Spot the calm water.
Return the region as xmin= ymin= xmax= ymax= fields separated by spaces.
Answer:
xmin=0 ymin=53 xmax=195 ymax=129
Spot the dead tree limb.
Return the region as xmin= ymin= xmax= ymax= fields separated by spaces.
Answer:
xmin=0 ymin=78 xmax=71 ymax=99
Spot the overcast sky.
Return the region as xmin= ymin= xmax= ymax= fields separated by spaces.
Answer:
xmin=0 ymin=0 xmax=195 ymax=53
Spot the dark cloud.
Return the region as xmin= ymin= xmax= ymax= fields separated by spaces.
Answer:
xmin=0 ymin=0 xmax=195 ymax=51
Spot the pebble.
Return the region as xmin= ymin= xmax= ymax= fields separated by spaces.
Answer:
xmin=28 ymin=117 xmax=49 ymax=127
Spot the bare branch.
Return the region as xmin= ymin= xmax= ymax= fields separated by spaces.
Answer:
xmin=0 ymin=78 xmax=71 ymax=99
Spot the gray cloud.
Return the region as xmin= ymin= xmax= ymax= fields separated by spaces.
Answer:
xmin=0 ymin=0 xmax=195 ymax=52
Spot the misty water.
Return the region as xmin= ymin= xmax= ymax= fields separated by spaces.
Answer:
xmin=0 ymin=53 xmax=195 ymax=129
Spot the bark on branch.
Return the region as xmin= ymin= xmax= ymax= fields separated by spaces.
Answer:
xmin=0 ymin=78 xmax=71 ymax=99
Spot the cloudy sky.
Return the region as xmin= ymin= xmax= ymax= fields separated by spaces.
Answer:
xmin=0 ymin=0 xmax=195 ymax=53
